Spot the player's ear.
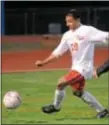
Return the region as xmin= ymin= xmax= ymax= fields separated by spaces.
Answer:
xmin=77 ymin=18 xmax=80 ymax=22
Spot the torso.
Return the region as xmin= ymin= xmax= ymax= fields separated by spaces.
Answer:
xmin=64 ymin=25 xmax=95 ymax=79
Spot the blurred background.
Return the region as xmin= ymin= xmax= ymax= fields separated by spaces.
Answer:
xmin=2 ymin=2 xmax=109 ymax=35
xmin=2 ymin=1 xmax=109 ymax=52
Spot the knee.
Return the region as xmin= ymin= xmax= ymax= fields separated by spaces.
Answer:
xmin=73 ymin=90 xmax=83 ymax=98
xmin=57 ymin=77 xmax=67 ymax=90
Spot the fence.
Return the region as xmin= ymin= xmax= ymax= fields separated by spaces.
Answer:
xmin=4 ymin=7 xmax=109 ymax=35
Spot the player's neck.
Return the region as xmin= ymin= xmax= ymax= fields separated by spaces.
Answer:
xmin=72 ymin=23 xmax=82 ymax=31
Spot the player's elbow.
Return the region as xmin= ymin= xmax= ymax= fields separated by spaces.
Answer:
xmin=51 ymin=52 xmax=62 ymax=59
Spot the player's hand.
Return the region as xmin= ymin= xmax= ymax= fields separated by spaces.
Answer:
xmin=93 ymin=69 xmax=98 ymax=79
xmin=35 ymin=60 xmax=44 ymax=67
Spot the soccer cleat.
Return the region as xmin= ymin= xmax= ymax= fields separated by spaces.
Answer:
xmin=42 ymin=104 xmax=60 ymax=114
xmin=96 ymin=109 xmax=109 ymax=118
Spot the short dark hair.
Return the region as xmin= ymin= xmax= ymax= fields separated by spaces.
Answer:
xmin=66 ymin=9 xmax=81 ymax=19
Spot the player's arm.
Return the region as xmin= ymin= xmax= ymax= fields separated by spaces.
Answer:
xmin=35 ymin=54 xmax=57 ymax=67
xmin=35 ymin=35 xmax=68 ymax=67
xmin=93 ymin=60 xmax=109 ymax=78
xmin=90 ymin=26 xmax=109 ymax=44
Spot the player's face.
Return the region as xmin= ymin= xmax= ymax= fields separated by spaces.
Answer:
xmin=65 ymin=15 xmax=79 ymax=30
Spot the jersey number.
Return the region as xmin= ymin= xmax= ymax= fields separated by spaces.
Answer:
xmin=72 ymin=42 xmax=78 ymax=51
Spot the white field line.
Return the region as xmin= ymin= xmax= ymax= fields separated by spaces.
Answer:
xmin=2 ymin=68 xmax=69 ymax=74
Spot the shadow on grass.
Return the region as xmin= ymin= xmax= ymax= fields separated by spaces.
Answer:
xmin=55 ymin=116 xmax=97 ymax=121
xmin=36 ymin=121 xmax=48 ymax=123
xmin=13 ymin=120 xmax=48 ymax=124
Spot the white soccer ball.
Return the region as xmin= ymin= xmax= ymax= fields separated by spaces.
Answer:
xmin=3 ymin=91 xmax=21 ymax=109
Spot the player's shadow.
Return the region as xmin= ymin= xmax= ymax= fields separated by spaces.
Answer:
xmin=56 ymin=114 xmax=109 ymax=121
xmin=55 ymin=116 xmax=97 ymax=121
xmin=36 ymin=120 xmax=48 ymax=123
xmin=25 ymin=120 xmax=48 ymax=124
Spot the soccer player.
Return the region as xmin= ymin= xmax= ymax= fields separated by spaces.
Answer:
xmin=93 ymin=59 xmax=109 ymax=78
xmin=36 ymin=9 xmax=109 ymax=118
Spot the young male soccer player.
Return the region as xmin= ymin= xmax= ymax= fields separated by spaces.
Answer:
xmin=36 ymin=9 xmax=109 ymax=118
xmin=93 ymin=59 xmax=109 ymax=78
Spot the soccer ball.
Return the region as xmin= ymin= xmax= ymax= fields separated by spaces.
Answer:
xmin=3 ymin=91 xmax=21 ymax=109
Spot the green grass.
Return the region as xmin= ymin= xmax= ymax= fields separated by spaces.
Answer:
xmin=2 ymin=70 xmax=109 ymax=124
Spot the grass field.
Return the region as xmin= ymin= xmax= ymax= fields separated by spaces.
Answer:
xmin=2 ymin=70 xmax=109 ymax=124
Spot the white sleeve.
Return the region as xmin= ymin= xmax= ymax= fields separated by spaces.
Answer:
xmin=89 ymin=26 xmax=109 ymax=44
xmin=52 ymin=35 xmax=68 ymax=57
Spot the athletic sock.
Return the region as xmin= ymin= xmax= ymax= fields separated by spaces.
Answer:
xmin=81 ymin=91 xmax=105 ymax=112
xmin=53 ymin=89 xmax=65 ymax=110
